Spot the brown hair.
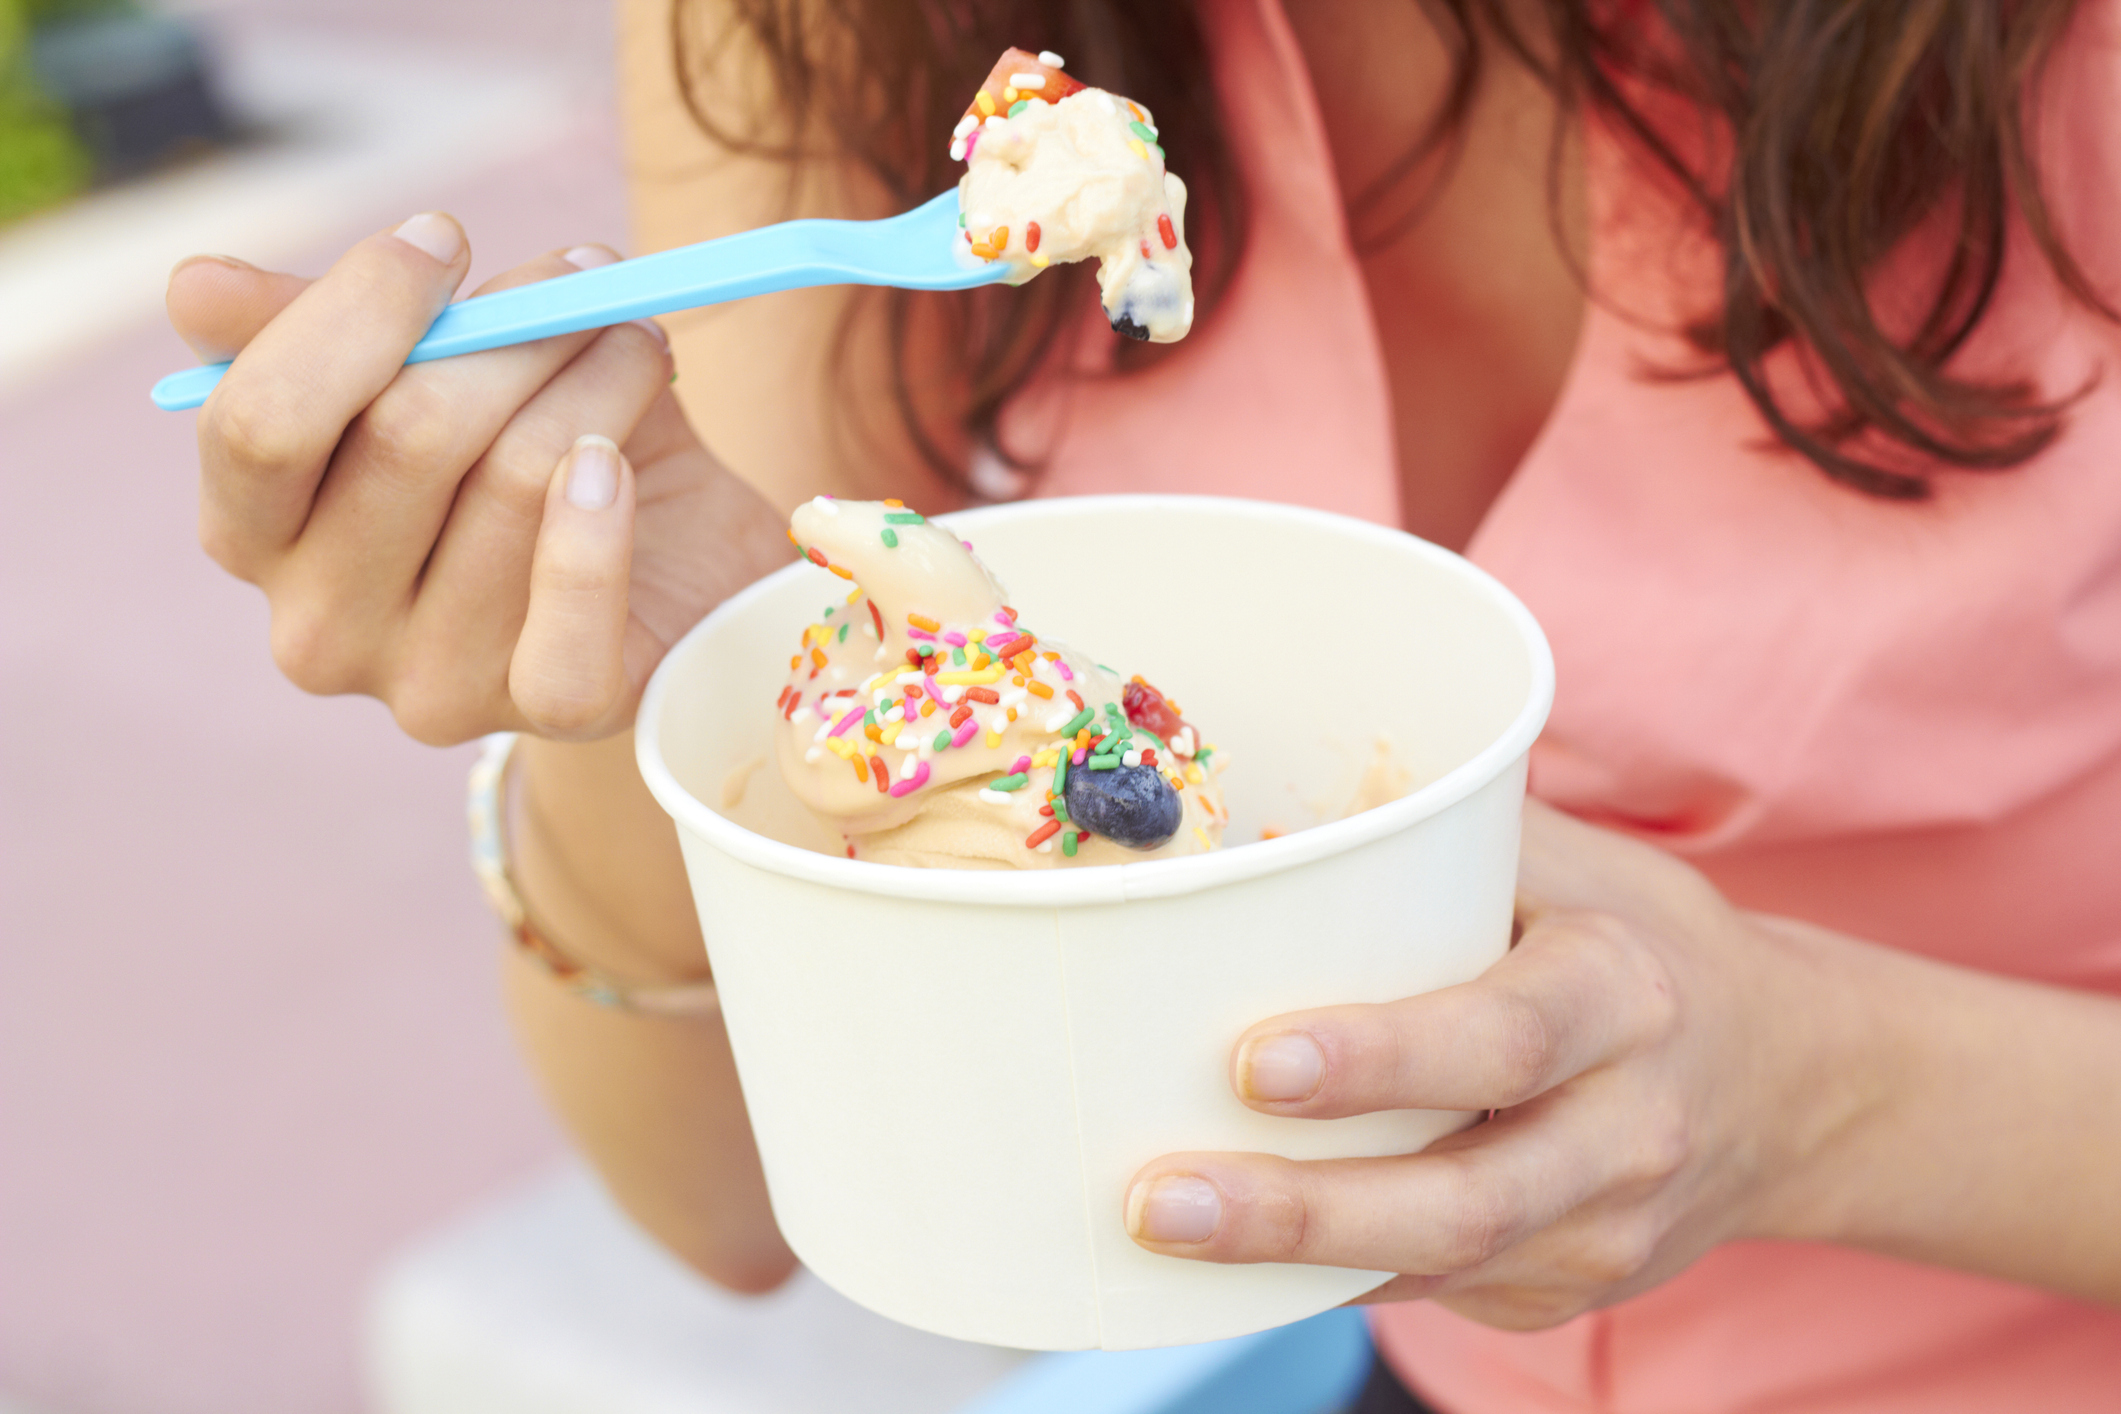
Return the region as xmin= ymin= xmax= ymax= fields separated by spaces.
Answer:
xmin=671 ymin=1 xmax=1246 ymax=488
xmin=675 ymin=0 xmax=2106 ymax=500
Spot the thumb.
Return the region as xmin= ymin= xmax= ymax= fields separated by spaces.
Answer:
xmin=511 ymin=435 xmax=637 ymax=740
xmin=1518 ymin=801 xmax=1645 ymax=924
xmin=166 ymin=255 xmax=313 ymax=361
xmin=1513 ymin=797 xmax=1720 ymax=933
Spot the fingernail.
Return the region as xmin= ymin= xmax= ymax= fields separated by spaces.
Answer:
xmin=630 ymin=317 xmax=670 ymax=350
xmin=171 ymin=253 xmax=253 ymax=277
xmin=565 ymin=435 xmax=620 ymax=510
xmin=393 ymin=212 xmax=463 ymax=265
xmin=562 ymin=244 xmax=620 ymax=270
xmin=1128 ymin=1176 xmax=1221 ymax=1244
xmin=1240 ymin=1032 xmax=1324 ymax=1102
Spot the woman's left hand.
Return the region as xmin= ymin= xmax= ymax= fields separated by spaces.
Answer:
xmin=1124 ymin=799 xmax=1870 ymax=1330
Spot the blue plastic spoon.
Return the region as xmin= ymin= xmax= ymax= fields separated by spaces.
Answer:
xmin=150 ymin=190 xmax=1004 ymax=412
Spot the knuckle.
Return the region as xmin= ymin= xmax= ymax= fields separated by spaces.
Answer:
xmin=1336 ymin=1005 xmax=1412 ymax=1104
xmin=1540 ymin=907 xmax=1681 ymax=1051
xmin=466 ymin=442 xmax=558 ymax=526
xmin=1489 ymin=991 xmax=1557 ymax=1104
xmin=1627 ymin=1098 xmax=1693 ymax=1188
xmin=602 ymin=318 xmax=671 ymax=368
xmin=1270 ymin=1165 xmax=1319 ymax=1261
xmin=538 ymin=555 xmax=621 ymax=601
xmin=1577 ymin=1221 xmax=1661 ymax=1288
xmin=389 ymin=635 xmax=510 ymax=744
xmin=514 ymin=668 xmax=620 ymax=736
xmin=1211 ymin=1157 xmax=1317 ymax=1265
xmin=1436 ymin=1162 xmax=1520 ymax=1271
xmin=206 ymin=389 xmax=305 ymax=476
xmin=269 ymin=603 xmax=364 ymax=697
xmin=389 ymin=687 xmax=484 ymax=748
xmin=1632 ymin=950 xmax=1683 ymax=1045
xmin=355 ymin=378 xmax=461 ymax=476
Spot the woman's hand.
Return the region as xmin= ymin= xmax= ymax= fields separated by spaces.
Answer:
xmin=169 ymin=212 xmax=789 ymax=745
xmin=169 ymin=217 xmax=806 ymax=1289
xmin=1122 ymin=800 xmax=1880 ymax=1330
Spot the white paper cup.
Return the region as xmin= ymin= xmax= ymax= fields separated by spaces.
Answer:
xmin=636 ymin=495 xmax=1553 ymax=1351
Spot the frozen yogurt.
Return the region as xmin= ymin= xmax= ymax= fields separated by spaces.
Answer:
xmin=952 ymin=48 xmax=1195 ymax=343
xmin=775 ymin=497 xmax=1226 ymax=867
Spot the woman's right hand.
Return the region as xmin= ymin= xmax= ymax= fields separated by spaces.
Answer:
xmin=168 ymin=211 xmax=791 ymax=745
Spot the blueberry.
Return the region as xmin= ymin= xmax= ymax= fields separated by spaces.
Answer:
xmin=1064 ymin=762 xmax=1182 ymax=849
xmin=1109 ymin=311 xmax=1151 ymax=342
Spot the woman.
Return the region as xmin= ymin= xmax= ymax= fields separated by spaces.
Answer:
xmin=164 ymin=1 xmax=2121 ymax=1409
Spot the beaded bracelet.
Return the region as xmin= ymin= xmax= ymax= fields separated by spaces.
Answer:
xmin=469 ymin=733 xmax=721 ymax=1018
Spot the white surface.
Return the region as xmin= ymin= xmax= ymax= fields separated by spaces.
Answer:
xmin=637 ymin=496 xmax=1554 ymax=1350
xmin=367 ymin=1165 xmax=1028 ymax=1414
xmin=0 ymin=29 xmax=584 ymax=391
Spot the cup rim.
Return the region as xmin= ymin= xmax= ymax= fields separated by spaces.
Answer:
xmin=636 ymin=494 xmax=1553 ymax=907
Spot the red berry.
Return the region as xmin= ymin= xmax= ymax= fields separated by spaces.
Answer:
xmin=1122 ymin=678 xmax=1188 ymax=742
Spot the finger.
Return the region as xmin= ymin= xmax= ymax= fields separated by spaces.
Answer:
xmin=275 ymin=247 xmax=655 ymax=653
xmin=510 ymin=435 xmax=638 ymax=739
xmin=1513 ymin=797 xmax=1719 ymax=926
xmin=1125 ymin=1075 xmax=1637 ymax=1274
xmin=166 ymin=256 xmax=312 ymax=361
xmin=1353 ymin=1199 xmax=1662 ymax=1316
xmin=198 ymin=213 xmax=469 ymax=577
xmin=1422 ymin=1199 xmax=1674 ymax=1326
xmin=622 ymin=389 xmax=799 ymax=646
xmin=388 ymin=319 xmax=672 ymax=744
xmin=1230 ymin=911 xmax=1676 ymax=1115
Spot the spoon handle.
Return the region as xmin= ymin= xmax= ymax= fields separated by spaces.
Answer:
xmin=152 ymin=192 xmax=996 ymax=411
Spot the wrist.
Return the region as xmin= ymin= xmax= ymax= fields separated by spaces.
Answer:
xmin=510 ymin=732 xmax=713 ymax=985
xmin=1735 ymin=919 xmax=2121 ymax=1304
xmin=1730 ymin=914 xmax=1915 ymax=1247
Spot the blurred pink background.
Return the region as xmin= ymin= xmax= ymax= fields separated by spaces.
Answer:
xmin=1 ymin=2 xmax=637 ymax=1409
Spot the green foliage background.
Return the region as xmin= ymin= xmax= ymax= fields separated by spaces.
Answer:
xmin=0 ymin=0 xmax=93 ymax=222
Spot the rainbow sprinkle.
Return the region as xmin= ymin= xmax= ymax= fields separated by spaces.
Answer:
xmin=781 ymin=497 xmax=1216 ymax=847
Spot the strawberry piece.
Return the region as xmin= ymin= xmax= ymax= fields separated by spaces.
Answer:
xmin=1122 ymin=677 xmax=1193 ymax=745
xmin=961 ymin=48 xmax=1086 ymax=129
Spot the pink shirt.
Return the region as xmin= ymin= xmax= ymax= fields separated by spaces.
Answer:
xmin=1024 ymin=1 xmax=2121 ymax=1409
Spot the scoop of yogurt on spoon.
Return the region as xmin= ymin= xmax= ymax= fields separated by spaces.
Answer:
xmin=952 ymin=48 xmax=1196 ymax=343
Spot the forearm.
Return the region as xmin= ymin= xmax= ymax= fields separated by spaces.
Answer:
xmin=504 ymin=732 xmax=797 ymax=1290
xmin=1761 ymin=917 xmax=2121 ymax=1306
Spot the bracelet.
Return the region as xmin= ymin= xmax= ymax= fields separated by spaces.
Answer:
xmin=469 ymin=733 xmax=721 ymax=1018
